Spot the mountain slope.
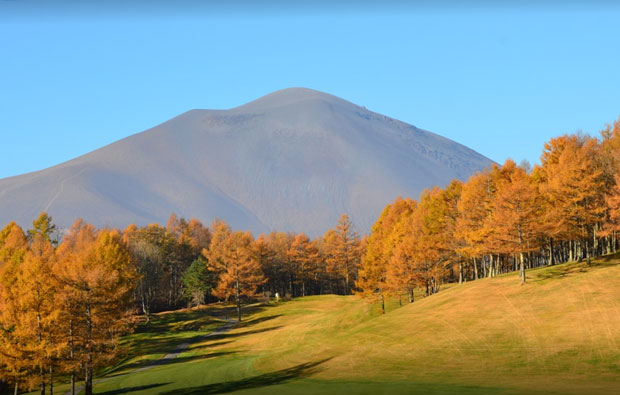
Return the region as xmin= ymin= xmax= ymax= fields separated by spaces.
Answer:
xmin=0 ymin=88 xmax=493 ymax=234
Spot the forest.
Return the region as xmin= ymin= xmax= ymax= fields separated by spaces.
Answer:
xmin=1 ymin=117 xmax=620 ymax=394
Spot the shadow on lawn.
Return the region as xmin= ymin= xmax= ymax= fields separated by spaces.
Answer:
xmin=531 ymin=254 xmax=620 ymax=283
xmin=134 ymin=303 xmax=279 ymax=334
xmin=96 ymin=382 xmax=170 ymax=394
xmin=113 ymin=351 xmax=237 ymax=373
xmin=205 ymin=325 xmax=284 ymax=342
xmin=234 ymin=314 xmax=282 ymax=328
xmin=160 ymin=358 xmax=332 ymax=395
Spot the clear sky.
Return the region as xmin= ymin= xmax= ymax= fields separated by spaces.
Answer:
xmin=1 ymin=1 xmax=620 ymax=179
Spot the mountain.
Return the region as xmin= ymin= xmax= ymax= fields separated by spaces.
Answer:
xmin=0 ymin=88 xmax=493 ymax=235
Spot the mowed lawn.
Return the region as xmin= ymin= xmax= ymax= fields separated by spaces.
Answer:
xmin=55 ymin=255 xmax=620 ymax=394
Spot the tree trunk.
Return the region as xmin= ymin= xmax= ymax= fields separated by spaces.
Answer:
xmin=235 ymin=270 xmax=241 ymax=322
xmin=49 ymin=365 xmax=53 ymax=395
xmin=380 ymin=293 xmax=385 ymax=314
xmin=520 ymin=251 xmax=526 ymax=284
xmin=14 ymin=382 xmax=18 ymax=395
xmin=593 ymin=225 xmax=598 ymax=257
xmin=85 ymin=295 xmax=93 ymax=395
xmin=548 ymin=238 xmax=554 ymax=266
xmin=37 ymin=312 xmax=45 ymax=395
xmin=344 ymin=261 xmax=350 ymax=295
xmin=69 ymin=318 xmax=75 ymax=395
xmin=458 ymin=261 xmax=463 ymax=284
xmin=141 ymin=295 xmax=150 ymax=324
xmin=473 ymin=258 xmax=479 ymax=280
xmin=408 ymin=288 xmax=414 ymax=303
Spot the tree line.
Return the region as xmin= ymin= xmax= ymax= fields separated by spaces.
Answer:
xmin=358 ymin=118 xmax=620 ymax=312
xmin=0 ymin=213 xmax=362 ymax=394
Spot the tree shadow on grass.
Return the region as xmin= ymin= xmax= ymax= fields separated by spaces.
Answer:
xmin=107 ymin=351 xmax=237 ymax=375
xmin=205 ymin=326 xmax=284 ymax=342
xmin=531 ymin=255 xmax=620 ymax=284
xmin=160 ymin=358 xmax=332 ymax=395
xmin=96 ymin=382 xmax=170 ymax=394
xmin=234 ymin=314 xmax=282 ymax=329
xmin=188 ymin=340 xmax=234 ymax=351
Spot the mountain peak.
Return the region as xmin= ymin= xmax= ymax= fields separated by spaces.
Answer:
xmin=234 ymin=87 xmax=353 ymax=112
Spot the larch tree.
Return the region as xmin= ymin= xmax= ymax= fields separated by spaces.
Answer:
xmin=384 ymin=205 xmax=419 ymax=304
xmin=15 ymin=235 xmax=60 ymax=394
xmin=261 ymin=232 xmax=295 ymax=298
xmin=357 ymin=197 xmax=416 ymax=313
xmin=323 ymin=214 xmax=361 ymax=295
xmin=488 ymin=159 xmax=542 ymax=284
xmin=539 ymin=135 xmax=607 ymax=262
xmin=0 ymin=223 xmax=30 ymax=393
xmin=56 ymin=220 xmax=137 ymax=395
xmin=287 ymin=233 xmax=320 ymax=297
xmin=208 ymin=226 xmax=265 ymax=322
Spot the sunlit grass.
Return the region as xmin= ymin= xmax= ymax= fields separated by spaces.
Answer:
xmin=51 ymin=254 xmax=620 ymax=394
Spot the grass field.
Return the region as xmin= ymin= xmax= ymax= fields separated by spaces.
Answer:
xmin=53 ymin=255 xmax=620 ymax=394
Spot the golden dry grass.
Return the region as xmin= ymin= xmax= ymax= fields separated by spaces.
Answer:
xmin=78 ymin=254 xmax=620 ymax=394
xmin=199 ymin=256 xmax=620 ymax=394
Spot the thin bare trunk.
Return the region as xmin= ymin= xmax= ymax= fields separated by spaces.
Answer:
xmin=235 ymin=267 xmax=241 ymax=322
xmin=380 ymin=293 xmax=385 ymax=314
xmin=49 ymin=365 xmax=53 ymax=395
xmin=473 ymin=257 xmax=478 ymax=280
xmin=85 ymin=295 xmax=93 ymax=395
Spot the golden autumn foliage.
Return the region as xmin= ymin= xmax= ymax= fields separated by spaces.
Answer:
xmin=0 ymin=216 xmax=137 ymax=395
xmin=322 ymin=214 xmax=362 ymax=295
xmin=205 ymin=223 xmax=265 ymax=321
xmin=360 ymin=117 xmax=620 ymax=299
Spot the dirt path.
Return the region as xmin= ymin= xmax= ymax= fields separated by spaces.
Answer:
xmin=65 ymin=318 xmax=237 ymax=395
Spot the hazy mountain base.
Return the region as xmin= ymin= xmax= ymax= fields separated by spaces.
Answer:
xmin=46 ymin=254 xmax=620 ymax=395
xmin=0 ymin=88 xmax=492 ymax=236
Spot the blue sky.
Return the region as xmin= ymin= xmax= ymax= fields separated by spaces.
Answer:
xmin=1 ymin=1 xmax=620 ymax=178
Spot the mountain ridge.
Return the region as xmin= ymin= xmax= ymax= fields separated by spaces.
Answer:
xmin=0 ymin=88 xmax=493 ymax=235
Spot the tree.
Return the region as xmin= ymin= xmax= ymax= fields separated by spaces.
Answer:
xmin=539 ymin=135 xmax=607 ymax=262
xmin=207 ymin=225 xmax=265 ymax=322
xmin=27 ymin=212 xmax=58 ymax=246
xmin=357 ymin=197 xmax=416 ymax=313
xmin=56 ymin=220 xmax=137 ymax=395
xmin=258 ymin=232 xmax=294 ymax=298
xmin=0 ymin=223 xmax=30 ymax=393
xmin=488 ymin=159 xmax=541 ymax=283
xmin=384 ymin=210 xmax=419 ymax=304
xmin=182 ymin=257 xmax=213 ymax=307
xmin=125 ymin=224 xmax=170 ymax=323
xmin=15 ymin=235 xmax=60 ymax=394
xmin=287 ymin=233 xmax=320 ymax=297
xmin=323 ymin=214 xmax=362 ymax=295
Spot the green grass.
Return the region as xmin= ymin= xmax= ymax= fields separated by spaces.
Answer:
xmin=52 ymin=254 xmax=620 ymax=394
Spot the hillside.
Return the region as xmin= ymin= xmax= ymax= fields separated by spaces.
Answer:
xmin=54 ymin=255 xmax=620 ymax=394
xmin=0 ymin=88 xmax=493 ymax=235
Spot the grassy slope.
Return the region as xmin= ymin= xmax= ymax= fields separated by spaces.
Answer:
xmin=57 ymin=255 xmax=620 ymax=394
